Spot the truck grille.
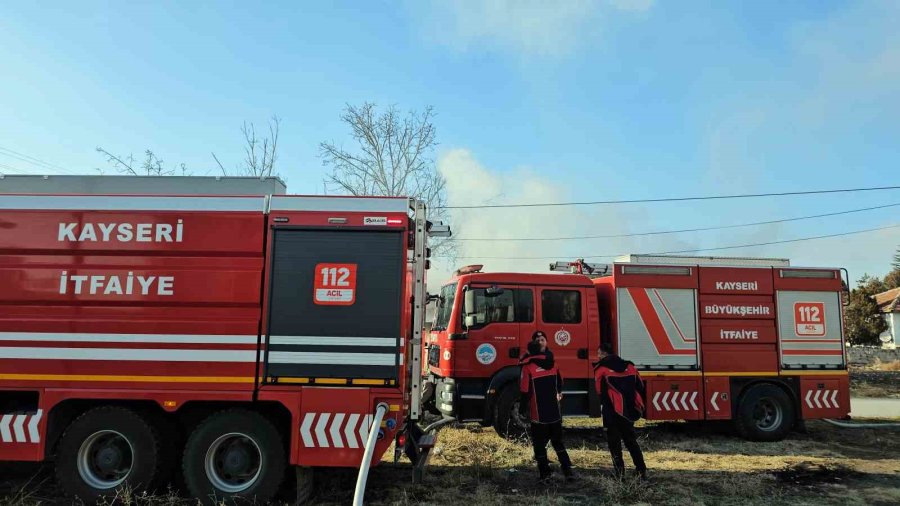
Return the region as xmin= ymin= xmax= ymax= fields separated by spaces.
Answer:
xmin=427 ymin=345 xmax=441 ymax=367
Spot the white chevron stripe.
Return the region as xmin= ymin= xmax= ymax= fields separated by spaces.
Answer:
xmin=661 ymin=391 xmax=671 ymax=411
xmin=27 ymin=410 xmax=42 ymax=443
xmin=680 ymin=392 xmax=690 ymax=411
xmin=821 ymin=390 xmax=832 ymax=408
xmin=805 ymin=390 xmax=813 ymax=408
xmin=12 ymin=415 xmax=26 ymax=443
xmin=358 ymin=415 xmax=372 ymax=446
xmin=330 ymin=413 xmax=346 ymax=449
xmin=710 ymin=392 xmax=720 ymax=411
xmin=813 ymin=390 xmax=822 ymax=409
xmin=0 ymin=414 xmax=11 ymax=443
xmin=315 ymin=413 xmax=331 ymax=447
xmin=652 ymin=392 xmax=661 ymax=411
xmin=689 ymin=392 xmax=698 ymax=411
xmin=830 ymin=390 xmax=839 ymax=408
xmin=300 ymin=413 xmax=315 ymax=447
xmin=345 ymin=414 xmax=361 ymax=449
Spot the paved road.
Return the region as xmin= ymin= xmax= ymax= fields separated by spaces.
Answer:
xmin=850 ymin=397 xmax=900 ymax=418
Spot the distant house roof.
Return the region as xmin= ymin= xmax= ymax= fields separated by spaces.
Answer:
xmin=874 ymin=287 xmax=900 ymax=313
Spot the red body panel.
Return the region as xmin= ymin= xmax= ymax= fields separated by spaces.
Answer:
xmin=703 ymin=377 xmax=732 ymax=420
xmin=643 ymin=377 xmax=702 ymax=420
xmin=702 ymin=344 xmax=778 ymax=373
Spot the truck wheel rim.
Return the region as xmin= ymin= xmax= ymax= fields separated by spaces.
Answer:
xmin=77 ymin=430 xmax=134 ymax=490
xmin=753 ymin=398 xmax=783 ymax=432
xmin=205 ymin=433 xmax=262 ymax=493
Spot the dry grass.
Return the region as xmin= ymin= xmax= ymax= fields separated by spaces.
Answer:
xmin=871 ymin=359 xmax=900 ymax=372
xmin=849 ymin=367 xmax=900 ymax=399
xmin=3 ymin=419 xmax=899 ymax=505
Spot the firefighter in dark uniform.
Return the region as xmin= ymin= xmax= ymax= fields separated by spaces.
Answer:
xmin=519 ymin=340 xmax=574 ymax=482
xmin=594 ymin=342 xmax=648 ymax=480
xmin=520 ymin=330 xmax=554 ymax=363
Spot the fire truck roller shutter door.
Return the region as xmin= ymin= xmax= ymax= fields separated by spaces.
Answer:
xmin=776 ymin=291 xmax=844 ymax=369
xmin=265 ymin=228 xmax=404 ymax=381
xmin=616 ymin=287 xmax=699 ymax=369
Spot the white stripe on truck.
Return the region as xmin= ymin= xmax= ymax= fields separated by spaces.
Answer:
xmin=0 ymin=347 xmax=256 ymax=362
xmin=0 ymin=333 xmax=258 ymax=344
xmin=0 ymin=195 xmax=266 ymax=212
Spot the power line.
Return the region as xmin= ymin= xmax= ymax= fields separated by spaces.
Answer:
xmin=0 ymin=161 xmax=30 ymax=175
xmin=0 ymin=146 xmax=81 ymax=175
xmin=440 ymin=184 xmax=900 ymax=210
xmin=444 ymin=223 xmax=900 ymax=260
xmin=449 ymin=202 xmax=900 ymax=241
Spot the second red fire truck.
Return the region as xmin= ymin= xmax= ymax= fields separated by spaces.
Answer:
xmin=423 ymin=255 xmax=851 ymax=441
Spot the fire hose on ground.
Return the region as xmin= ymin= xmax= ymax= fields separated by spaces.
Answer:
xmin=353 ymin=402 xmax=390 ymax=506
xmin=823 ymin=418 xmax=900 ymax=429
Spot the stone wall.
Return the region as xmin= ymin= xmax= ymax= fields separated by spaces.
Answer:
xmin=847 ymin=346 xmax=900 ymax=366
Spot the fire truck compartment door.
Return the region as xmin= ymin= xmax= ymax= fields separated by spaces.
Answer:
xmin=776 ymin=291 xmax=844 ymax=369
xmin=616 ymin=287 xmax=699 ymax=369
xmin=265 ymin=228 xmax=404 ymax=382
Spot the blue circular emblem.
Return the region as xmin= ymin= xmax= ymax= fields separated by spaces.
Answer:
xmin=476 ymin=343 xmax=497 ymax=365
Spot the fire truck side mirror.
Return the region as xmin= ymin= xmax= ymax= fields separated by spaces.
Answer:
xmin=464 ymin=288 xmax=476 ymax=317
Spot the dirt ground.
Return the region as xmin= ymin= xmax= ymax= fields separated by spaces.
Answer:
xmin=3 ymin=418 xmax=898 ymax=506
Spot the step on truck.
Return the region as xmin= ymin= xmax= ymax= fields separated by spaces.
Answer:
xmin=0 ymin=175 xmax=446 ymax=503
xmin=423 ymin=255 xmax=851 ymax=441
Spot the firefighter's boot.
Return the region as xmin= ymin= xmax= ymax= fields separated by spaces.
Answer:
xmin=558 ymin=450 xmax=575 ymax=481
xmin=537 ymin=456 xmax=553 ymax=483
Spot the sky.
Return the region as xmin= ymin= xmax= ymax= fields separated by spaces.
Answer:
xmin=0 ymin=0 xmax=898 ymax=286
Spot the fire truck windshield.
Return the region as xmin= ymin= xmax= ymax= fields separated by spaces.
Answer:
xmin=432 ymin=283 xmax=457 ymax=331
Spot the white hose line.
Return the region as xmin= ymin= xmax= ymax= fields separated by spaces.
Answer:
xmin=822 ymin=418 xmax=900 ymax=429
xmin=353 ymin=402 xmax=390 ymax=506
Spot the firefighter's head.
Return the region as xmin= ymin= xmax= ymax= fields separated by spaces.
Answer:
xmin=598 ymin=342 xmax=613 ymax=359
xmin=531 ymin=331 xmax=547 ymax=352
xmin=527 ymin=340 xmax=543 ymax=357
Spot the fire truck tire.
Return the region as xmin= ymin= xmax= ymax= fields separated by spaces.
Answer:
xmin=493 ymin=384 xmax=529 ymax=440
xmin=55 ymin=406 xmax=162 ymax=502
xmin=735 ymin=384 xmax=795 ymax=442
xmin=182 ymin=409 xmax=285 ymax=505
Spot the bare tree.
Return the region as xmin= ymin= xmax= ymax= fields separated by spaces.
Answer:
xmin=98 ymin=116 xmax=281 ymax=178
xmin=213 ymin=115 xmax=281 ymax=178
xmin=320 ymin=103 xmax=452 ymax=255
xmin=95 ymin=148 xmax=188 ymax=176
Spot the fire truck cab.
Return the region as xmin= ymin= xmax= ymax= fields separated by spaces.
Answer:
xmin=423 ymin=255 xmax=851 ymax=442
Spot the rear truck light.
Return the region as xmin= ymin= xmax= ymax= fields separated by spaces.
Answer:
xmin=622 ymin=265 xmax=692 ymax=276
xmin=780 ymin=269 xmax=836 ymax=279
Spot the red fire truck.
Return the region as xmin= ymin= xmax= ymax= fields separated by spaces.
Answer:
xmin=0 ymin=176 xmax=443 ymax=503
xmin=423 ymin=255 xmax=851 ymax=442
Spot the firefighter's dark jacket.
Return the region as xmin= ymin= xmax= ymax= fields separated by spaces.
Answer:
xmin=519 ymin=352 xmax=563 ymax=424
xmin=593 ymin=354 xmax=646 ymax=423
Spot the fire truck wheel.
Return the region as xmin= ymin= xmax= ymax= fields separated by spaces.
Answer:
xmin=493 ymin=384 xmax=530 ymax=440
xmin=735 ymin=384 xmax=795 ymax=442
xmin=182 ymin=409 xmax=285 ymax=505
xmin=55 ymin=406 xmax=161 ymax=502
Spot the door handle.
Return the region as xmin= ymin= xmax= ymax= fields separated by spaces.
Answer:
xmin=509 ymin=347 xmax=520 ymax=359
xmin=577 ymin=348 xmax=588 ymax=359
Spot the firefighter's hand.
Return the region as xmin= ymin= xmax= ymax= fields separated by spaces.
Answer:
xmin=557 ymin=393 xmax=563 ymax=402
